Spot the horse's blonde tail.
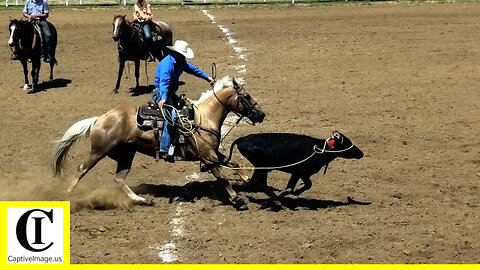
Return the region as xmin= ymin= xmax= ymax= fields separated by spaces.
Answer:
xmin=53 ymin=117 xmax=99 ymax=176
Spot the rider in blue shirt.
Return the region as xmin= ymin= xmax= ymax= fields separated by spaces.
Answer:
xmin=152 ymin=40 xmax=215 ymax=161
xmin=22 ymin=0 xmax=52 ymax=62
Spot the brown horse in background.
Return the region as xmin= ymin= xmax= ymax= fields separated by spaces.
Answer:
xmin=8 ymin=19 xmax=57 ymax=94
xmin=53 ymin=76 xmax=265 ymax=210
xmin=112 ymin=15 xmax=173 ymax=94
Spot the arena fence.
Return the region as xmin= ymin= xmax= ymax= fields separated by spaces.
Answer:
xmin=3 ymin=0 xmax=402 ymax=8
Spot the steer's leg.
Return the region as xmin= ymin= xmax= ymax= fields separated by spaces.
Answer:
xmin=279 ymin=174 xmax=301 ymax=197
xmin=291 ymin=175 xmax=313 ymax=196
xmin=249 ymin=169 xmax=282 ymax=210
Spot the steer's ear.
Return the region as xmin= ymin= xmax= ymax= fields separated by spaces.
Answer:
xmin=332 ymin=130 xmax=343 ymax=146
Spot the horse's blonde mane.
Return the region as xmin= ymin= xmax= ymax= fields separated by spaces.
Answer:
xmin=194 ymin=75 xmax=234 ymax=105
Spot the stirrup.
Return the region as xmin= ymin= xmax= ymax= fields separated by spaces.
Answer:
xmin=160 ymin=153 xmax=175 ymax=163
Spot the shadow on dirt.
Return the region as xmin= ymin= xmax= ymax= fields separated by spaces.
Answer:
xmin=129 ymin=85 xmax=155 ymax=96
xmin=27 ymin=78 xmax=72 ymax=94
xmin=129 ymin=81 xmax=185 ymax=97
xmin=247 ymin=196 xmax=371 ymax=211
xmin=133 ymin=181 xmax=371 ymax=211
xmin=133 ymin=180 xmax=233 ymax=206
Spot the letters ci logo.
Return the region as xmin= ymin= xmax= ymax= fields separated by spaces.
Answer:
xmin=6 ymin=205 xmax=66 ymax=264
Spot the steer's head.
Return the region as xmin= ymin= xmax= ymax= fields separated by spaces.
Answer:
xmin=327 ymin=130 xmax=363 ymax=159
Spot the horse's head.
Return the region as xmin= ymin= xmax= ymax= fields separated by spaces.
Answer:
xmin=213 ymin=76 xmax=266 ymax=125
xmin=8 ymin=19 xmax=22 ymax=49
xmin=112 ymin=15 xmax=127 ymax=42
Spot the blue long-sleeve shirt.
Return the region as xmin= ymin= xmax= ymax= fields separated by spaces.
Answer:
xmin=23 ymin=0 xmax=49 ymax=16
xmin=153 ymin=55 xmax=210 ymax=103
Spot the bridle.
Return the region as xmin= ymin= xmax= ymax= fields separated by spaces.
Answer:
xmin=211 ymin=63 xmax=257 ymax=121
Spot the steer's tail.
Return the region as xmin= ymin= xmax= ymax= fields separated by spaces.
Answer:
xmin=53 ymin=117 xmax=99 ymax=176
xmin=223 ymin=137 xmax=242 ymax=165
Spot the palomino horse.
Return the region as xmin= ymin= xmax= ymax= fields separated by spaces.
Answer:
xmin=8 ymin=19 xmax=57 ymax=94
xmin=53 ymin=76 xmax=266 ymax=210
xmin=112 ymin=15 xmax=173 ymax=94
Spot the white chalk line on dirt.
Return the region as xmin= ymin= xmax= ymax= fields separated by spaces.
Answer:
xmin=202 ymin=10 xmax=248 ymax=74
xmin=149 ymin=204 xmax=186 ymax=262
xmin=202 ymin=9 xmax=249 ymax=135
xmin=150 ymin=10 xmax=250 ymax=262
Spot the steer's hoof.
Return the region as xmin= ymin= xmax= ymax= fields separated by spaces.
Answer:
xmin=234 ymin=198 xmax=248 ymax=211
xmin=271 ymin=199 xmax=283 ymax=212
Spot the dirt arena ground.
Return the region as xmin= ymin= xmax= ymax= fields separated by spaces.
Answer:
xmin=1 ymin=1 xmax=480 ymax=264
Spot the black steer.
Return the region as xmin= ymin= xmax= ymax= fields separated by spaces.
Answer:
xmin=225 ymin=130 xmax=363 ymax=209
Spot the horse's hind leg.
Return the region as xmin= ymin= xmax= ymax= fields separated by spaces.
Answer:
xmin=67 ymin=152 xmax=104 ymax=194
xmin=109 ymin=148 xmax=150 ymax=205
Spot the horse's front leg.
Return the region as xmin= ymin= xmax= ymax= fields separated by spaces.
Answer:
xmin=113 ymin=59 xmax=125 ymax=94
xmin=28 ymin=58 xmax=41 ymax=94
xmin=134 ymin=59 xmax=140 ymax=90
xmin=210 ymin=167 xmax=248 ymax=211
xmin=20 ymin=59 xmax=29 ymax=90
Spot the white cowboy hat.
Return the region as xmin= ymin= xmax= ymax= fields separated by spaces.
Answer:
xmin=167 ymin=40 xmax=194 ymax=59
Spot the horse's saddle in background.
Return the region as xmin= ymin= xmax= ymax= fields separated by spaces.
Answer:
xmin=133 ymin=21 xmax=163 ymax=42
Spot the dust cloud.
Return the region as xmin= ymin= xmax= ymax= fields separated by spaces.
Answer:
xmin=0 ymin=169 xmax=132 ymax=212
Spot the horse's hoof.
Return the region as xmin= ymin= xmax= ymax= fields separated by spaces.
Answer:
xmin=26 ymin=89 xmax=35 ymax=94
xmin=234 ymin=199 xmax=248 ymax=211
xmin=23 ymin=84 xmax=29 ymax=90
xmin=136 ymin=198 xmax=154 ymax=206
xmin=112 ymin=90 xmax=118 ymax=95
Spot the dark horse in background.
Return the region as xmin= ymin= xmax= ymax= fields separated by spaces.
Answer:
xmin=8 ymin=19 xmax=57 ymax=94
xmin=112 ymin=15 xmax=173 ymax=94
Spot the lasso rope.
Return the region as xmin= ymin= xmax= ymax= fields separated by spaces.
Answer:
xmin=219 ymin=140 xmax=356 ymax=171
xmin=158 ymin=104 xmax=356 ymax=171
